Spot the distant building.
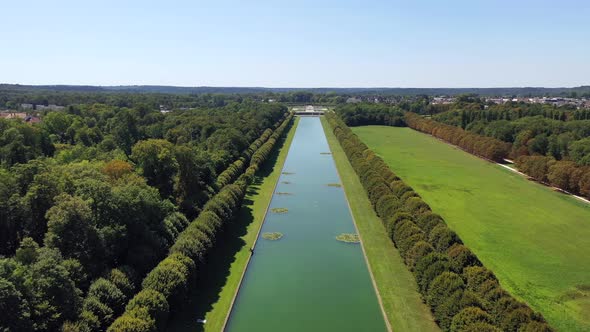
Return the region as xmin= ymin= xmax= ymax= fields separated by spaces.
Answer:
xmin=346 ymin=97 xmax=361 ymax=104
xmin=36 ymin=104 xmax=65 ymax=111
xmin=0 ymin=112 xmax=27 ymax=120
xmin=0 ymin=112 xmax=40 ymax=123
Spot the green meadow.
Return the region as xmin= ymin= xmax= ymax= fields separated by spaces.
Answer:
xmin=353 ymin=126 xmax=590 ymax=331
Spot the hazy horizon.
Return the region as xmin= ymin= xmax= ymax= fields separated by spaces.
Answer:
xmin=2 ymin=0 xmax=589 ymax=87
xmin=2 ymin=83 xmax=590 ymax=89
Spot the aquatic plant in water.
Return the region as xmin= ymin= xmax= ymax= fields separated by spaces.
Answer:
xmin=262 ymin=232 xmax=283 ymax=240
xmin=271 ymin=207 xmax=289 ymax=213
xmin=336 ymin=233 xmax=360 ymax=243
xmin=276 ymin=192 xmax=294 ymax=195
xmin=326 ymin=183 xmax=342 ymax=187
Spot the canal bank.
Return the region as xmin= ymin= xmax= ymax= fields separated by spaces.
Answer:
xmin=225 ymin=116 xmax=387 ymax=332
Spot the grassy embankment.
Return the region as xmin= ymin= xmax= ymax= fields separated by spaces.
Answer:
xmin=167 ymin=117 xmax=299 ymax=332
xmin=321 ymin=117 xmax=440 ymax=332
xmin=353 ymin=125 xmax=590 ymax=332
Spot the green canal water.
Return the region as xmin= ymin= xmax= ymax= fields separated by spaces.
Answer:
xmin=225 ymin=116 xmax=387 ymax=332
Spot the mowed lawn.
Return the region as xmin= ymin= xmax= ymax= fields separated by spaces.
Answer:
xmin=353 ymin=126 xmax=590 ymax=332
xmin=322 ymin=118 xmax=439 ymax=332
xmin=167 ymin=118 xmax=299 ymax=332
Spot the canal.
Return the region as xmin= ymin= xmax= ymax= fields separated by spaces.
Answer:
xmin=225 ymin=116 xmax=387 ymax=331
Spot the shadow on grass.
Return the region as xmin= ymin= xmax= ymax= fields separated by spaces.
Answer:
xmin=167 ymin=120 xmax=293 ymax=332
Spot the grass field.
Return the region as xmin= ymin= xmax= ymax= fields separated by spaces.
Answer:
xmin=167 ymin=117 xmax=299 ymax=332
xmin=321 ymin=118 xmax=440 ymax=332
xmin=353 ymin=125 xmax=590 ymax=332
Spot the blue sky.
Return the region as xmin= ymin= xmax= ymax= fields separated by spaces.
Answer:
xmin=1 ymin=0 xmax=589 ymax=87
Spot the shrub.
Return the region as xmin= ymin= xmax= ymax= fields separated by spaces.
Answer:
xmin=461 ymin=322 xmax=501 ymax=332
xmin=447 ymin=244 xmax=481 ymax=271
xmin=404 ymin=241 xmax=434 ymax=270
xmin=400 ymin=190 xmax=420 ymax=202
xmin=450 ymin=307 xmax=493 ymax=332
xmin=414 ymin=253 xmax=452 ymax=293
xmin=126 ymin=289 xmax=169 ymax=331
xmin=107 ymin=308 xmax=156 ymax=332
xmin=416 ymin=212 xmax=444 ymax=235
xmin=375 ymin=195 xmax=401 ymax=218
xmin=397 ymin=233 xmax=426 ymax=257
xmin=391 ymin=182 xmax=413 ymax=197
xmin=520 ymin=321 xmax=553 ymax=332
xmin=86 ymin=278 xmax=126 ymax=315
xmin=463 ymin=266 xmax=498 ymax=293
xmin=427 ymin=272 xmax=465 ymax=310
xmin=500 ymin=307 xmax=534 ymax=332
xmin=109 ymin=268 xmax=135 ymax=299
xmin=404 ymin=197 xmax=431 ymax=215
xmin=141 ymin=256 xmax=190 ymax=305
xmin=82 ymin=297 xmax=114 ymax=330
xmin=429 ymin=224 xmax=461 ymax=252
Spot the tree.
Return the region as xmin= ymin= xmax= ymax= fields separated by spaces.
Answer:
xmin=23 ymin=171 xmax=62 ymax=244
xmin=429 ymin=224 xmax=461 ymax=252
xmin=15 ymin=237 xmax=40 ymax=265
xmin=0 ymin=278 xmax=32 ymax=331
xmin=131 ymin=139 xmax=179 ymax=197
xmin=45 ymin=194 xmax=103 ymax=275
xmin=569 ymin=137 xmax=590 ymax=165
xmin=86 ymin=278 xmax=126 ymax=319
xmin=43 ymin=112 xmax=73 ymax=143
xmin=547 ymin=161 xmax=577 ymax=191
xmin=126 ymin=289 xmax=169 ymax=331
xmin=27 ymin=248 xmax=82 ymax=331
xmin=448 ymin=244 xmax=481 ymax=271
xmin=107 ymin=308 xmax=156 ymax=332
xmin=450 ymin=307 xmax=494 ymax=332
xmin=110 ymin=109 xmax=139 ymax=156
xmin=173 ymin=145 xmax=213 ymax=216
xmin=103 ymin=160 xmax=133 ymax=181
xmin=427 ymin=271 xmax=465 ymax=309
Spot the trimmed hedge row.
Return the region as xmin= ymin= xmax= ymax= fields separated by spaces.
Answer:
xmin=215 ymin=113 xmax=289 ymax=190
xmin=405 ymin=112 xmax=510 ymax=162
xmin=63 ymin=267 xmax=138 ymax=332
xmin=107 ymin=113 xmax=293 ymax=331
xmin=326 ymin=113 xmax=552 ymax=332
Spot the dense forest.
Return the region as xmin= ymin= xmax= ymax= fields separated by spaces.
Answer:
xmin=0 ymin=95 xmax=291 ymax=331
xmin=326 ymin=113 xmax=552 ymax=332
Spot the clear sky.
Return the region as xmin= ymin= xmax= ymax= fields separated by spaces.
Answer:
xmin=1 ymin=0 xmax=589 ymax=88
